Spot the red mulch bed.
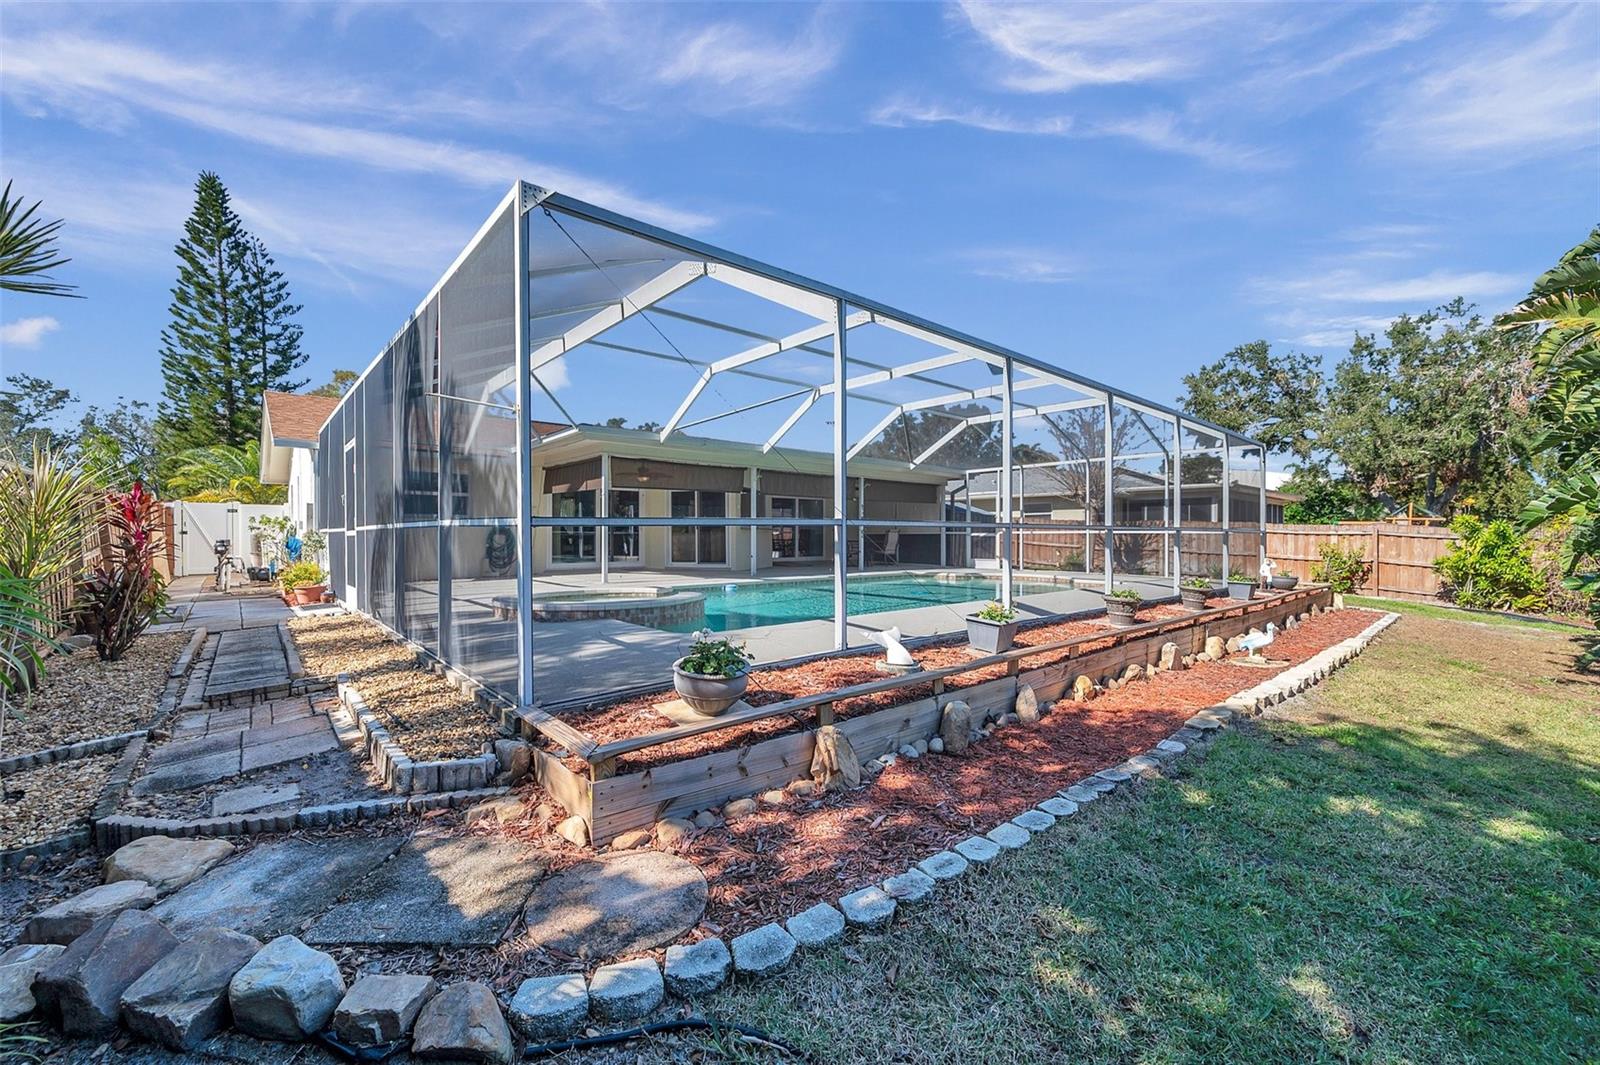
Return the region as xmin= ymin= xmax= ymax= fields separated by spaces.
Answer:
xmin=556 ymin=597 xmax=1241 ymax=772
xmin=668 ymin=605 xmax=1382 ymax=937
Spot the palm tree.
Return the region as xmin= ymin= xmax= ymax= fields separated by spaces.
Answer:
xmin=0 ymin=181 xmax=81 ymax=298
xmin=165 ymin=440 xmax=287 ymax=504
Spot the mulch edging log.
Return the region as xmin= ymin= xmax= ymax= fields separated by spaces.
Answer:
xmin=523 ymin=585 xmax=1337 ymax=846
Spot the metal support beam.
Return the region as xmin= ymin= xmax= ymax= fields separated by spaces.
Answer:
xmin=1221 ymin=438 xmax=1232 ymax=580
xmin=528 ymin=260 xmax=706 ymax=373
xmin=513 ymin=200 xmax=536 ymax=707
xmin=599 ymin=452 xmax=611 ymax=585
xmin=911 ymin=421 xmax=969 ymax=467
xmin=831 ymin=299 xmax=849 ymax=651
xmin=749 ymin=465 xmax=759 ymax=577
xmin=1172 ymin=419 xmax=1184 ymax=592
xmin=1103 ymin=395 xmax=1114 ymax=593
xmin=764 ymin=390 xmax=819 ymax=452
xmin=1000 ymin=357 xmax=1014 ymax=609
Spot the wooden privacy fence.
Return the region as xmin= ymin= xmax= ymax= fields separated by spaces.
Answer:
xmin=1265 ymin=523 xmax=1457 ymax=603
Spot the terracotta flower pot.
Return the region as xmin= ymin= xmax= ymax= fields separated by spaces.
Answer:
xmin=292 ymin=583 xmax=326 ymax=606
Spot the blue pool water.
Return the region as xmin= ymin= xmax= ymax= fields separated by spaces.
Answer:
xmin=665 ymin=575 xmax=1072 ymax=633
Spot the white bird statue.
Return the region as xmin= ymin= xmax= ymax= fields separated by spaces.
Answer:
xmin=867 ymin=626 xmax=920 ymax=673
xmin=1237 ymin=622 xmax=1278 ymax=663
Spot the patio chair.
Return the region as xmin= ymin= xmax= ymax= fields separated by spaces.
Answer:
xmin=865 ymin=530 xmax=900 ymax=566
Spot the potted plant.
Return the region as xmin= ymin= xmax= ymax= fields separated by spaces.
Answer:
xmin=673 ymin=630 xmax=755 ymax=716
xmin=1102 ymin=586 xmax=1142 ymax=627
xmin=1180 ymin=576 xmax=1214 ymax=611
xmin=1269 ymin=572 xmax=1299 ymax=590
xmin=279 ymin=561 xmax=327 ymax=606
xmin=966 ymin=601 xmax=1020 ymax=654
xmin=1226 ymin=570 xmax=1257 ymax=600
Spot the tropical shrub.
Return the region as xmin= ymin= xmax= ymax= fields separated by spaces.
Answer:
xmin=277 ymin=561 xmax=326 ymax=592
xmin=0 ymin=443 xmax=100 ymax=586
xmin=165 ymin=441 xmax=286 ymax=503
xmin=1310 ymin=541 xmax=1371 ymax=594
xmin=0 ymin=564 xmax=59 ymax=759
xmin=77 ymin=482 xmax=167 ymax=661
xmin=1434 ymin=516 xmax=1546 ymax=613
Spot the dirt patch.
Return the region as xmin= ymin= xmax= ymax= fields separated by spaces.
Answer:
xmin=0 ymin=753 xmax=119 ymax=850
xmin=287 ymin=613 xmax=500 ymax=761
xmin=3 ymin=632 xmax=186 ymax=759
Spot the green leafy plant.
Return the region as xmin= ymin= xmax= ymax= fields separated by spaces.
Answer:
xmin=0 ymin=564 xmax=60 ymax=759
xmin=1434 ymin=516 xmax=1547 ymax=612
xmin=278 ymin=561 xmax=326 ymax=592
xmin=1227 ymin=571 xmax=1256 ymax=584
xmin=1105 ymin=587 xmax=1142 ymax=601
xmin=1183 ymin=575 xmax=1215 ymax=591
xmin=1310 ymin=541 xmax=1372 ymax=594
xmin=0 ymin=442 xmax=101 ymax=588
xmin=0 ymin=180 xmax=81 ymax=298
xmin=973 ymin=601 xmax=1018 ymax=623
xmin=678 ymin=630 xmax=754 ymax=678
xmin=165 ymin=441 xmax=286 ymax=504
xmin=77 ymin=482 xmax=167 ymax=661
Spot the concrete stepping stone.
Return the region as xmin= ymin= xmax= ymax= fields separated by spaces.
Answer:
xmin=104 ymin=836 xmax=236 ymax=896
xmin=332 ymin=973 xmax=439 ymax=1048
xmin=35 ymin=909 xmax=178 ymax=1037
xmin=522 ymin=851 xmax=707 ymax=960
xmin=1038 ymin=797 xmax=1079 ymax=818
xmin=211 ymin=783 xmax=302 ymax=817
xmin=954 ymin=836 xmax=1001 ymax=863
xmin=227 ymin=935 xmax=345 ymax=1042
xmin=306 ymin=835 xmax=541 ymax=948
xmin=838 ymin=886 xmax=896 ymax=929
xmin=508 ymin=974 xmax=588 ymax=1039
xmin=731 ymin=923 xmax=796 ymax=978
xmin=120 ymin=926 xmax=262 ymax=1050
xmin=0 ymin=944 xmax=64 ymax=1022
xmin=664 ymin=937 xmax=731 ymax=996
xmin=589 ymin=958 xmax=663 ymax=1023
xmin=986 ymin=823 xmax=1031 ymax=849
xmin=23 ymin=880 xmax=158 ymax=945
xmin=1062 ymin=785 xmax=1102 ymax=804
xmin=916 ymin=851 xmax=969 ymax=881
xmin=785 ymin=902 xmax=845 ymax=948
xmin=153 ymin=836 xmax=403 ymax=939
xmin=411 ymin=981 xmax=513 ymax=1064
xmin=882 ymin=868 xmax=937 ymax=904
xmin=1012 ymin=809 xmax=1056 ymax=832
xmin=1093 ymin=766 xmax=1134 ymax=784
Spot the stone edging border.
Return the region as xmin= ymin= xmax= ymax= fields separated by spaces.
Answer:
xmin=336 ymin=681 xmax=499 ymax=793
xmin=1 ymin=734 xmax=149 ymax=871
xmin=0 ymin=730 xmax=146 ymax=777
xmin=500 ymin=609 xmax=1402 ymax=1035
xmin=91 ymin=785 xmax=511 ymax=850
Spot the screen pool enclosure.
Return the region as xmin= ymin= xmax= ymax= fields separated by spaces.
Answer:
xmin=314 ymin=181 xmax=1266 ymax=709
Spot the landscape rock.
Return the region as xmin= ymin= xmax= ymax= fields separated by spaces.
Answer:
xmin=588 ymin=958 xmax=663 ymax=1022
xmin=1038 ymin=797 xmax=1079 ymax=818
xmin=493 ymin=739 xmax=532 ymax=783
xmin=227 ymin=935 xmax=345 ymax=1041
xmin=954 ymin=836 xmax=1001 ymax=863
xmin=787 ymin=779 xmax=818 ymax=798
xmin=522 ymin=850 xmax=707 ymax=959
xmin=896 ymin=744 xmax=920 ymax=760
xmin=913 ymin=738 xmax=929 ymax=755
xmin=1071 ymin=675 xmax=1095 ymax=702
xmin=663 ymin=938 xmax=731 ymax=996
xmin=34 ymin=909 xmax=178 ymax=1037
xmin=654 ymin=817 xmax=693 ymax=846
xmin=23 ymin=880 xmax=159 ymax=945
xmin=785 ymin=902 xmax=845 ymax=948
xmin=1204 ymin=636 xmax=1225 ymax=658
xmin=411 ymin=981 xmax=513 ymax=1064
xmin=1062 ymin=785 xmax=1101 ymax=804
xmin=508 ymin=974 xmax=587 ymax=1039
xmin=0 ymin=944 xmax=64 ymax=1022
xmin=759 ymin=789 xmax=787 ymax=805
xmin=465 ymin=795 xmax=525 ymax=826
xmin=986 ymin=822 xmax=1031 ymax=849
xmin=1121 ymin=663 xmax=1144 ymax=683
xmin=882 ymin=868 xmax=937 ymax=903
xmin=1225 ymin=635 xmax=1244 ymax=653
xmin=332 ymin=973 xmax=438 ymax=1048
xmin=722 ymin=797 xmax=758 ymax=820
xmin=555 ymin=814 xmax=590 ymax=847
xmin=120 ymin=926 xmax=261 ymax=1050
xmin=1014 ymin=684 xmax=1040 ymax=723
xmin=609 ymin=828 xmax=652 ymax=851
xmin=692 ymin=810 xmax=721 ymax=829
xmin=939 ymin=700 xmax=976 ymax=753
xmin=1159 ymin=642 xmax=1183 ymax=671
xmin=927 ymin=736 xmax=945 ymax=754
xmin=1012 ymin=809 xmax=1055 ymax=832
xmin=809 ymin=725 xmax=859 ymax=792
xmin=838 ymin=886 xmax=896 ymax=929
xmin=103 ymin=831 xmax=233 ymax=889
xmin=730 ymin=923 xmax=797 ymax=977
xmin=915 ymin=850 xmax=969 ymax=881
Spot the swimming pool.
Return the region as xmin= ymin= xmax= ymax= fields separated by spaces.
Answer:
xmin=663 ymin=574 xmax=1073 ymax=632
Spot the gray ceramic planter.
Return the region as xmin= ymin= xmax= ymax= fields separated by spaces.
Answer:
xmin=966 ymin=616 xmax=1019 ymax=654
xmin=1226 ymin=579 xmax=1256 ymax=600
xmin=1103 ymin=595 xmax=1141 ymax=627
xmin=672 ymin=659 xmax=749 ymax=716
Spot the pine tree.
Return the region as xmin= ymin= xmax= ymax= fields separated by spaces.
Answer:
xmin=238 ymin=234 xmax=308 ymax=418
xmin=158 ymin=172 xmax=247 ymax=449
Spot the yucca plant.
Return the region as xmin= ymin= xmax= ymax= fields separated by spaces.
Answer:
xmin=0 ymin=444 xmax=102 ymax=584
xmin=0 ymin=564 xmax=59 ymax=760
xmin=0 ymin=180 xmax=81 ymax=298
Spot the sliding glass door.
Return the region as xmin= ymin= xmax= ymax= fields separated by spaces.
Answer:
xmin=670 ymin=490 xmax=727 ymax=565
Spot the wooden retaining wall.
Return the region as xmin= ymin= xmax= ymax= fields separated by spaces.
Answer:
xmin=559 ymin=585 xmax=1331 ymax=845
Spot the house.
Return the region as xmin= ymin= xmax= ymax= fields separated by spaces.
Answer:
xmin=258 ymin=390 xmax=341 ymax=537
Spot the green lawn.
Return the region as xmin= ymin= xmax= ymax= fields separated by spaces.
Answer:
xmin=1346 ymin=593 xmax=1594 ymax=636
xmin=628 ymin=612 xmax=1600 ymax=1064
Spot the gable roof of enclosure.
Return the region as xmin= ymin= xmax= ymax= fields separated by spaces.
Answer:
xmin=316 ymin=180 xmax=1262 ymax=456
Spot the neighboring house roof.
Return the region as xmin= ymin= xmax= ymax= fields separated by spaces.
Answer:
xmin=260 ymin=391 xmax=340 ymax=485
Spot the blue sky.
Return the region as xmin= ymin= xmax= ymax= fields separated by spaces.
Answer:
xmin=1 ymin=0 xmax=1596 ymax=444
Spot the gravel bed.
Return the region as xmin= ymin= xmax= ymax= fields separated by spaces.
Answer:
xmin=2 ymin=632 xmax=186 ymax=758
xmin=287 ymin=614 xmax=499 ymax=761
xmin=0 ymin=753 xmax=119 ymax=850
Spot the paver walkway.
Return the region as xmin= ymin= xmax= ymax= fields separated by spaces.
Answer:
xmin=131 ymin=695 xmax=340 ymax=794
xmin=152 ymin=576 xmax=292 ymax=634
xmin=203 ymin=627 xmax=292 ymax=703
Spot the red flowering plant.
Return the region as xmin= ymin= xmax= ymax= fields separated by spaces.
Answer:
xmin=78 ymin=481 xmax=168 ymax=661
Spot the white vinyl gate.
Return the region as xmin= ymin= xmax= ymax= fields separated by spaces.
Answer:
xmin=168 ymin=502 xmax=290 ymax=577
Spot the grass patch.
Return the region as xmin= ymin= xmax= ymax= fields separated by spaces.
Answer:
xmin=622 ymin=614 xmax=1599 ymax=1064
xmin=1346 ymin=594 xmax=1590 ymax=635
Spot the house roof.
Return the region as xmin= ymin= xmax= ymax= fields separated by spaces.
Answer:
xmin=264 ymin=391 xmax=340 ymax=447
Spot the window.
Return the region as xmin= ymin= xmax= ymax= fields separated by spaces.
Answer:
xmin=769 ymin=496 xmax=825 ymax=559
xmin=671 ymin=490 xmax=727 ymax=565
xmin=610 ymin=490 xmax=640 ymax=561
xmin=553 ymin=490 xmax=595 ymax=563
xmin=1267 ymin=502 xmax=1285 ymax=524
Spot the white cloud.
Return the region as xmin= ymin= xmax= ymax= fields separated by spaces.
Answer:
xmin=1268 ymin=310 xmax=1400 ymax=348
xmin=960 ymin=247 xmax=1079 ymax=284
xmin=654 ymin=16 xmax=844 ymax=113
xmin=870 ymin=97 xmax=1072 ymax=135
xmin=0 ymin=316 xmax=62 ymax=349
xmin=1085 ymin=111 xmax=1285 ymax=170
xmin=1254 ymin=268 xmax=1522 ymax=305
xmin=1373 ymin=7 xmax=1600 ymax=160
